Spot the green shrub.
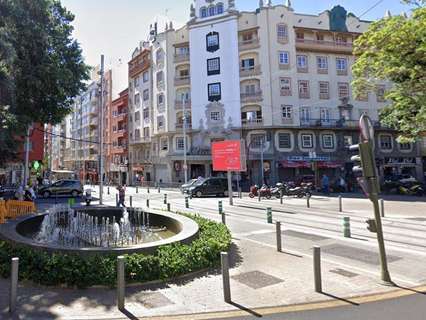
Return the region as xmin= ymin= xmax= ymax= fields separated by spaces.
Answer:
xmin=0 ymin=214 xmax=231 ymax=288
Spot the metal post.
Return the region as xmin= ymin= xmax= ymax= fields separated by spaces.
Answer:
xmin=164 ymin=194 xmax=167 ymax=205
xmin=307 ymin=196 xmax=311 ymax=208
xmin=227 ymin=171 xmax=233 ymax=206
xmin=221 ymin=211 xmax=226 ymax=225
xmin=260 ymin=137 xmax=264 ymax=185
xmin=107 ymin=186 xmax=110 ymax=195
xmin=158 ymin=186 xmax=160 ymax=193
xmin=23 ymin=126 xmax=31 ymax=187
xmin=280 ymin=190 xmax=283 ymax=205
xmin=258 ymin=191 xmax=261 ymax=202
xmin=129 ymin=196 xmax=133 ymax=208
xmin=276 ymin=222 xmax=282 ymax=252
xmin=339 ymin=195 xmax=343 ymax=212
xmin=117 ymin=256 xmax=125 ymax=310
xmin=343 ymin=217 xmax=351 ymax=238
xmin=267 ymin=207 xmax=273 ymax=224
xmin=147 ymin=187 xmax=150 ymax=194
xmin=221 ymin=252 xmax=231 ymax=303
xmin=380 ymin=199 xmax=385 ymax=218
xmin=99 ymin=54 xmax=105 ymax=205
xmin=167 ymin=203 xmax=171 ymax=212
xmin=182 ymin=96 xmax=188 ymax=184
xmin=136 ymin=186 xmax=138 ymax=194
xmin=185 ymin=197 xmax=189 ymax=209
xmin=146 ymin=199 xmax=150 ymax=208
xmin=218 ymin=201 xmax=223 ymax=215
xmin=313 ymin=246 xmax=322 ymax=293
xmin=9 ymin=257 xmax=19 ymax=313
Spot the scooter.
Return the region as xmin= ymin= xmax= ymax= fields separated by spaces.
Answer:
xmin=249 ymin=185 xmax=272 ymax=199
xmin=271 ymin=183 xmax=286 ymax=198
xmin=283 ymin=183 xmax=312 ymax=198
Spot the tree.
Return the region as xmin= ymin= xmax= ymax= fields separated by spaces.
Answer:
xmin=0 ymin=0 xmax=89 ymax=161
xmin=401 ymin=0 xmax=426 ymax=7
xmin=352 ymin=6 xmax=426 ymax=141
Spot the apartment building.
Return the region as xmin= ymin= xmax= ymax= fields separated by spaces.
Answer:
xmin=127 ymin=0 xmax=423 ymax=186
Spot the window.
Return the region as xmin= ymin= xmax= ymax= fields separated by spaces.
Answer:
xmin=208 ymin=5 xmax=215 ymax=16
xmin=157 ymin=94 xmax=164 ymax=106
xmin=300 ymin=107 xmax=310 ymax=122
xmin=320 ymin=108 xmax=330 ymax=123
xmin=206 ymin=32 xmax=219 ymax=52
xmin=278 ymin=51 xmax=289 ymax=65
xmin=244 ymin=84 xmax=256 ymax=95
xmin=178 ymin=90 xmax=190 ymax=102
xmin=280 ymin=77 xmax=291 ymax=96
xmin=377 ymin=85 xmax=386 ymax=102
xmin=322 ymin=134 xmax=334 ymax=149
xmin=156 ymin=49 xmax=164 ymax=63
xmin=157 ymin=116 xmax=164 ymax=129
xmin=317 ymin=56 xmax=328 ymax=71
xmin=134 ymin=93 xmax=141 ymax=106
xmin=277 ymin=24 xmax=288 ymax=41
xmin=399 ymin=143 xmax=412 ymax=151
xmin=210 ymin=111 xmax=221 ymax=121
xmin=380 ymin=135 xmax=393 ymax=150
xmin=217 ymin=3 xmax=224 ymax=14
xmin=343 ymin=136 xmax=353 ymax=147
xmin=336 ymin=35 xmax=347 ymax=45
xmin=161 ymin=139 xmax=168 ymax=151
xmin=296 ymin=32 xmax=304 ymax=40
xmin=143 ymin=108 xmax=149 ymax=120
xmin=207 ymin=57 xmax=220 ymax=75
xmin=338 ymin=82 xmax=349 ymax=98
xmin=282 ymin=105 xmax=292 ymax=119
xmin=278 ymin=133 xmax=292 ymax=149
xmin=297 ymin=55 xmax=308 ymax=70
xmin=208 ymin=83 xmax=221 ymax=101
xmin=251 ymin=134 xmax=266 ymax=149
xmin=143 ymin=127 xmax=150 ymax=138
xmin=157 ymin=71 xmax=164 ymax=84
xmin=134 ymin=111 xmax=140 ymax=121
xmin=319 ymin=81 xmax=329 ymax=99
xmin=316 ymin=34 xmax=324 ymax=41
xmin=336 ymin=58 xmax=348 ymax=74
xmin=134 ymin=77 xmax=139 ymax=88
xmin=200 ymin=7 xmax=207 ymax=18
xmin=177 ymin=46 xmax=189 ymax=55
xmin=298 ymin=80 xmax=310 ymax=98
xmin=301 ymin=134 xmax=314 ymax=148
xmin=241 ymin=58 xmax=255 ymax=70
xmin=176 ymin=137 xmax=185 ymax=151
xmin=143 ymin=71 xmax=149 ymax=83
xmin=143 ymin=89 xmax=149 ymax=101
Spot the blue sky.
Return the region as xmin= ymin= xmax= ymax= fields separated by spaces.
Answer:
xmin=60 ymin=0 xmax=415 ymax=94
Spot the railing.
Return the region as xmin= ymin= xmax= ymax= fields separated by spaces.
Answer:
xmin=174 ymin=53 xmax=190 ymax=63
xmin=240 ymin=90 xmax=263 ymax=103
xmin=1 ymin=200 xmax=36 ymax=221
xmin=174 ymin=76 xmax=190 ymax=86
xmin=299 ymin=119 xmax=360 ymax=128
xmin=175 ymin=99 xmax=191 ymax=109
xmin=240 ymin=65 xmax=262 ymax=77
xmin=296 ymin=39 xmax=353 ymax=53
xmin=175 ymin=122 xmax=192 ymax=130
xmin=113 ymin=112 xmax=127 ymax=119
xmin=238 ymin=38 xmax=260 ymax=51
xmin=242 ymin=118 xmax=263 ymax=127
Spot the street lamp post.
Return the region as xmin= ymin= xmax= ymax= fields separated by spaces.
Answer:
xmin=260 ymin=136 xmax=264 ymax=185
xmin=182 ymin=96 xmax=188 ymax=184
xmin=99 ymin=55 xmax=105 ymax=205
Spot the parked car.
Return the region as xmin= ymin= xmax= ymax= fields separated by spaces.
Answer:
xmin=0 ymin=185 xmax=17 ymax=200
xmin=187 ymin=177 xmax=229 ymax=198
xmin=38 ymin=180 xmax=83 ymax=198
xmin=180 ymin=179 xmax=200 ymax=194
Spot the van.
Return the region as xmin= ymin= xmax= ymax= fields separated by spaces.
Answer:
xmin=187 ymin=177 xmax=229 ymax=198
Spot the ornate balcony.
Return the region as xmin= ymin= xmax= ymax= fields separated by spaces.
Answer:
xmin=238 ymin=38 xmax=260 ymax=51
xmin=175 ymin=99 xmax=191 ymax=110
xmin=242 ymin=118 xmax=263 ymax=127
xmin=240 ymin=65 xmax=262 ymax=77
xmin=174 ymin=76 xmax=190 ymax=86
xmin=174 ymin=53 xmax=190 ymax=64
xmin=295 ymin=39 xmax=353 ymax=54
xmin=240 ymin=90 xmax=263 ymax=103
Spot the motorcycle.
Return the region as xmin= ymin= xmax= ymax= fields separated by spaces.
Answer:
xmin=398 ymin=184 xmax=424 ymax=197
xmin=271 ymin=183 xmax=286 ymax=198
xmin=283 ymin=182 xmax=312 ymax=198
xmin=249 ymin=184 xmax=272 ymax=199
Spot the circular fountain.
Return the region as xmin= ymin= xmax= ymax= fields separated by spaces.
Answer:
xmin=0 ymin=205 xmax=199 ymax=255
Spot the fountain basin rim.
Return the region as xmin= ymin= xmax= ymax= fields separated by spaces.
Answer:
xmin=0 ymin=208 xmax=199 ymax=256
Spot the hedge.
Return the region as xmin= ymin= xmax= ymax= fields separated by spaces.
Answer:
xmin=0 ymin=214 xmax=231 ymax=288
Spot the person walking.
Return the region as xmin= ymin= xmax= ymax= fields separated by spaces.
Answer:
xmin=321 ymin=174 xmax=330 ymax=195
xmin=117 ymin=185 xmax=126 ymax=207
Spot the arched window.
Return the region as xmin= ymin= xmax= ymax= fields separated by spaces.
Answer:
xmin=216 ymin=3 xmax=224 ymax=14
xmin=208 ymin=5 xmax=215 ymax=16
xmin=200 ymin=7 xmax=207 ymax=18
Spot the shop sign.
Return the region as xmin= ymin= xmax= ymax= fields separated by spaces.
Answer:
xmin=385 ymin=157 xmax=416 ymax=165
xmin=287 ymin=155 xmax=331 ymax=162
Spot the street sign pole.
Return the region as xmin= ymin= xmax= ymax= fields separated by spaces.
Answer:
xmin=227 ymin=171 xmax=233 ymax=206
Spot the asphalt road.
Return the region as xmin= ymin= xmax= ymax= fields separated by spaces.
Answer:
xmin=218 ymin=292 xmax=426 ymax=320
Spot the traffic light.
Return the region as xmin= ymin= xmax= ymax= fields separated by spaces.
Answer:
xmin=366 ymin=219 xmax=377 ymax=233
xmin=349 ymin=142 xmax=378 ymax=197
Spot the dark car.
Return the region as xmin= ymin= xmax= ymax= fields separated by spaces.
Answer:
xmin=188 ymin=177 xmax=229 ymax=198
xmin=38 ymin=180 xmax=83 ymax=198
xmin=180 ymin=179 xmax=199 ymax=194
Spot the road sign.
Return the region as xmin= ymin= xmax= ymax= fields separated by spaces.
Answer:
xmin=212 ymin=140 xmax=246 ymax=172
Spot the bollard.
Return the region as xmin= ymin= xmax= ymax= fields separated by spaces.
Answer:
xmin=9 ymin=257 xmax=19 ymax=313
xmin=107 ymin=186 xmax=110 ymax=195
xmin=147 ymin=187 xmax=150 ymax=194
xmin=307 ymin=196 xmax=311 ymax=208
xmin=380 ymin=199 xmax=385 ymax=218
xmin=280 ymin=190 xmax=283 ymax=205
xmin=158 ymin=186 xmax=161 ymax=193
xmin=129 ymin=196 xmax=133 ymax=208
xmin=258 ymin=192 xmax=261 ymax=202
xmin=136 ymin=186 xmax=138 ymax=194
xmin=185 ymin=197 xmax=189 ymax=209
xmin=116 ymin=194 xmax=119 ymax=207
xmin=276 ymin=221 xmax=282 ymax=252
xmin=313 ymin=246 xmax=322 ymax=293
xmin=343 ymin=217 xmax=351 ymax=238
xmin=146 ymin=199 xmax=150 ymax=208
xmin=218 ymin=201 xmax=223 ymax=215
xmin=167 ymin=203 xmax=171 ymax=212
xmin=339 ymin=195 xmax=343 ymax=212
xmin=164 ymin=194 xmax=168 ymax=205
xmin=117 ymin=256 xmax=125 ymax=310
xmin=221 ymin=252 xmax=231 ymax=303
xmin=221 ymin=211 xmax=226 ymax=225
xmin=267 ymin=207 xmax=273 ymax=224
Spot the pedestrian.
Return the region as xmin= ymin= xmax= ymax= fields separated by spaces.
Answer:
xmin=321 ymin=174 xmax=330 ymax=195
xmin=339 ymin=176 xmax=346 ymax=193
xmin=117 ymin=184 xmax=126 ymax=207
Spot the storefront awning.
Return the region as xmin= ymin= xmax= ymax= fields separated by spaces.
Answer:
xmin=281 ymin=160 xmax=310 ymax=168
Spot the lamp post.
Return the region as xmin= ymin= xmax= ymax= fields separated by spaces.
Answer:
xmin=99 ymin=55 xmax=105 ymax=205
xmin=182 ymin=96 xmax=188 ymax=184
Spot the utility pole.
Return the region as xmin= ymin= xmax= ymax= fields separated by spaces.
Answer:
xmin=99 ymin=55 xmax=105 ymax=205
xmin=23 ymin=125 xmax=32 ymax=186
xmin=182 ymin=96 xmax=188 ymax=184
xmin=260 ymin=136 xmax=264 ymax=185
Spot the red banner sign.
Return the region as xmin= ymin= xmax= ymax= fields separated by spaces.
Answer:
xmin=212 ymin=140 xmax=246 ymax=172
